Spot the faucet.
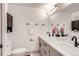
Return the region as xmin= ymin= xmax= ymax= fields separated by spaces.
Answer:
xmin=47 ymin=32 xmax=51 ymax=37
xmin=71 ymin=36 xmax=79 ymax=47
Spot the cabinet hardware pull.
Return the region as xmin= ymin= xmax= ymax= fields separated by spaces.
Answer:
xmin=43 ymin=43 xmax=47 ymax=47
xmin=39 ymin=43 xmax=41 ymax=47
xmin=43 ymin=50 xmax=47 ymax=54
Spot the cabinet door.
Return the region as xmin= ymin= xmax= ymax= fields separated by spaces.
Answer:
xmin=39 ymin=37 xmax=49 ymax=56
xmin=39 ymin=47 xmax=43 ymax=56
xmin=39 ymin=39 xmax=43 ymax=56
xmin=42 ymin=40 xmax=49 ymax=51
xmin=42 ymin=47 xmax=49 ymax=56
xmin=50 ymin=46 xmax=63 ymax=56
xmin=39 ymin=37 xmax=49 ymax=50
xmin=40 ymin=47 xmax=49 ymax=56
xmin=39 ymin=37 xmax=44 ymax=56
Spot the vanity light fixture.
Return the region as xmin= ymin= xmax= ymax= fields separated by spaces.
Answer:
xmin=47 ymin=4 xmax=57 ymax=14
xmin=46 ymin=3 xmax=58 ymax=15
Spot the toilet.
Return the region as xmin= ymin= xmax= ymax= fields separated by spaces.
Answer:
xmin=8 ymin=48 xmax=27 ymax=56
xmin=7 ymin=40 xmax=27 ymax=56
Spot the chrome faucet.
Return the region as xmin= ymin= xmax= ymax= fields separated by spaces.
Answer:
xmin=71 ymin=36 xmax=79 ymax=47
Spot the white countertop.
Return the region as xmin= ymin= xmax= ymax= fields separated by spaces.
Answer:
xmin=39 ymin=33 xmax=79 ymax=56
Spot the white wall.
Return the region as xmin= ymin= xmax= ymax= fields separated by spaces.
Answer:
xmin=8 ymin=4 xmax=48 ymax=52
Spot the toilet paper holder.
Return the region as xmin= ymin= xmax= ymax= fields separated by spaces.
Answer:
xmin=30 ymin=39 xmax=34 ymax=41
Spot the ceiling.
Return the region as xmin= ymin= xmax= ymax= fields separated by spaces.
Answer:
xmin=9 ymin=3 xmax=48 ymax=9
xmin=9 ymin=3 xmax=79 ymax=13
xmin=62 ymin=3 xmax=79 ymax=13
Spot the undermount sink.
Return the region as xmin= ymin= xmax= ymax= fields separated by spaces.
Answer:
xmin=59 ymin=41 xmax=74 ymax=47
xmin=56 ymin=40 xmax=79 ymax=48
xmin=64 ymin=39 xmax=74 ymax=45
xmin=53 ymin=39 xmax=75 ymax=47
xmin=55 ymin=42 xmax=79 ymax=56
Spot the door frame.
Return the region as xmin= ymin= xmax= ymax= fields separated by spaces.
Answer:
xmin=1 ymin=3 xmax=8 ymax=56
xmin=0 ymin=3 xmax=3 ymax=56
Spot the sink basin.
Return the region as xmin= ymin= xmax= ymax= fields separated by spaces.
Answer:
xmin=63 ymin=40 xmax=74 ymax=46
xmin=59 ymin=41 xmax=74 ymax=47
xmin=55 ymin=42 xmax=79 ymax=56
xmin=52 ymin=39 xmax=74 ymax=47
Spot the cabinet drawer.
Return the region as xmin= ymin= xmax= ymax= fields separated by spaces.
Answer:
xmin=42 ymin=41 xmax=49 ymax=51
xmin=43 ymin=48 xmax=49 ymax=56
xmin=50 ymin=46 xmax=63 ymax=56
xmin=40 ymin=47 xmax=49 ymax=56
xmin=39 ymin=47 xmax=43 ymax=56
xmin=39 ymin=37 xmax=49 ymax=51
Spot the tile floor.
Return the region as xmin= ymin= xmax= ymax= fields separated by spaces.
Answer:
xmin=25 ymin=51 xmax=40 ymax=56
xmin=8 ymin=51 xmax=40 ymax=56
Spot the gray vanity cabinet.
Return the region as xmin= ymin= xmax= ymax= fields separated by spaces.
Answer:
xmin=39 ymin=37 xmax=63 ymax=56
xmin=39 ymin=37 xmax=49 ymax=56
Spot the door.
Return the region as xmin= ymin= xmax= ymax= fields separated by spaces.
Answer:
xmin=0 ymin=3 xmax=2 ymax=56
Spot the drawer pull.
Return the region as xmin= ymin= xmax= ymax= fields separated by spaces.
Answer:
xmin=43 ymin=50 xmax=47 ymax=54
xmin=30 ymin=39 xmax=34 ymax=41
xmin=43 ymin=43 xmax=47 ymax=47
xmin=39 ymin=43 xmax=41 ymax=47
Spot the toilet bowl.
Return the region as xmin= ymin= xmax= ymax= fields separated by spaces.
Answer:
xmin=6 ymin=40 xmax=27 ymax=56
xmin=9 ymin=48 xmax=27 ymax=56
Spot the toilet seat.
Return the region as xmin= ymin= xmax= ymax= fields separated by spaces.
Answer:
xmin=9 ymin=48 xmax=27 ymax=56
xmin=12 ymin=48 xmax=26 ymax=54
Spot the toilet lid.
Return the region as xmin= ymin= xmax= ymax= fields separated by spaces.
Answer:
xmin=12 ymin=48 xmax=26 ymax=54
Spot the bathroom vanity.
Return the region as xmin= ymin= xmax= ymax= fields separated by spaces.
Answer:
xmin=39 ymin=37 xmax=63 ymax=56
xmin=39 ymin=37 xmax=50 ymax=56
xmin=39 ymin=33 xmax=79 ymax=56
